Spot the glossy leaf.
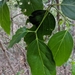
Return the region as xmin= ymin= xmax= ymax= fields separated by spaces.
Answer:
xmin=0 ymin=0 xmax=11 ymax=34
xmin=48 ymin=30 xmax=73 ymax=66
xmin=61 ymin=0 xmax=75 ymax=20
xmin=28 ymin=10 xmax=56 ymax=35
xmin=27 ymin=40 xmax=56 ymax=75
xmin=17 ymin=0 xmax=43 ymax=16
xmin=9 ymin=27 xmax=27 ymax=48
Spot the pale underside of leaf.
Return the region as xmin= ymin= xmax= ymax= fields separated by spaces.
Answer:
xmin=61 ymin=0 xmax=75 ymax=20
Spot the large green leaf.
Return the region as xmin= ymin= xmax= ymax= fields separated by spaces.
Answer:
xmin=0 ymin=0 xmax=11 ymax=34
xmin=9 ymin=27 xmax=27 ymax=48
xmin=17 ymin=0 xmax=43 ymax=16
xmin=27 ymin=40 xmax=56 ymax=75
xmin=48 ymin=30 xmax=73 ymax=66
xmin=28 ymin=10 xmax=56 ymax=35
xmin=61 ymin=0 xmax=75 ymax=20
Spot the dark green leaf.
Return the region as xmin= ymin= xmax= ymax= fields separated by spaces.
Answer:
xmin=9 ymin=27 xmax=27 ymax=48
xmin=28 ymin=10 xmax=55 ymax=35
xmin=61 ymin=0 xmax=75 ymax=20
xmin=24 ymin=25 xmax=44 ymax=45
xmin=24 ymin=26 xmax=36 ymax=45
xmin=27 ymin=40 xmax=56 ymax=75
xmin=0 ymin=1 xmax=11 ymax=34
xmin=17 ymin=0 xmax=43 ymax=16
xmin=48 ymin=30 xmax=73 ymax=66
xmin=24 ymin=32 xmax=36 ymax=45
xmin=28 ymin=10 xmax=46 ymax=27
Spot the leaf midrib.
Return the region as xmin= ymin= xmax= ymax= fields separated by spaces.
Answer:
xmin=54 ymin=31 xmax=68 ymax=59
xmin=36 ymin=39 xmax=45 ymax=75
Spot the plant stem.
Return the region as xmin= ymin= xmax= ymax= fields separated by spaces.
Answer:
xmin=56 ymin=0 xmax=60 ymax=31
xmin=35 ymin=5 xmax=52 ymax=33
xmin=54 ymin=7 xmax=70 ymax=29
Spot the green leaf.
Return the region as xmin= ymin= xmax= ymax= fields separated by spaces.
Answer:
xmin=25 ymin=10 xmax=56 ymax=44
xmin=16 ymin=70 xmax=24 ymax=75
xmin=16 ymin=71 xmax=20 ymax=75
xmin=24 ymin=32 xmax=36 ymax=45
xmin=9 ymin=27 xmax=27 ymax=48
xmin=58 ymin=19 xmax=64 ymax=25
xmin=0 ymin=1 xmax=11 ymax=34
xmin=28 ymin=10 xmax=55 ymax=35
xmin=48 ymin=30 xmax=73 ymax=66
xmin=27 ymin=40 xmax=56 ymax=75
xmin=24 ymin=26 xmax=43 ymax=45
xmin=24 ymin=26 xmax=36 ymax=45
xmin=72 ymin=61 xmax=75 ymax=75
xmin=61 ymin=0 xmax=75 ymax=20
xmin=17 ymin=0 xmax=43 ymax=16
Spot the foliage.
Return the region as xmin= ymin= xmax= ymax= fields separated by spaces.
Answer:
xmin=48 ymin=30 xmax=73 ymax=66
xmin=72 ymin=61 xmax=75 ymax=75
xmin=61 ymin=0 xmax=75 ymax=20
xmin=0 ymin=0 xmax=74 ymax=75
xmin=9 ymin=27 xmax=27 ymax=48
xmin=16 ymin=0 xmax=43 ymax=16
xmin=16 ymin=70 xmax=24 ymax=75
xmin=0 ymin=0 xmax=11 ymax=34
xmin=27 ymin=40 xmax=56 ymax=75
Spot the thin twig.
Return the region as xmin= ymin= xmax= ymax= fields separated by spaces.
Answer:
xmin=56 ymin=0 xmax=60 ymax=31
xmin=11 ymin=13 xmax=23 ymax=19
